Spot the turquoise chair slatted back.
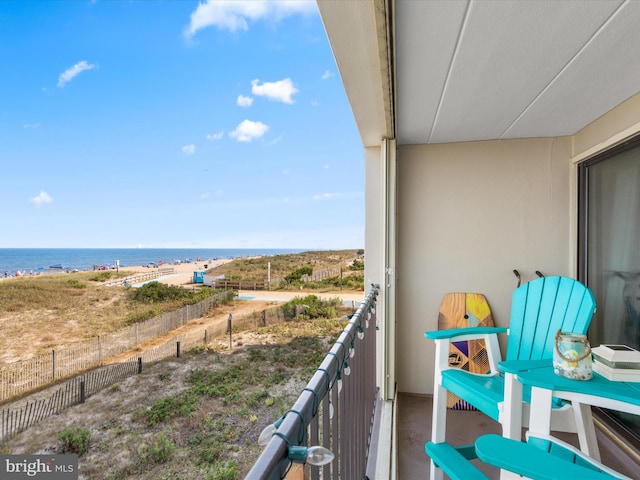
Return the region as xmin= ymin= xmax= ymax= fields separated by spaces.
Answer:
xmin=506 ymin=276 xmax=596 ymax=362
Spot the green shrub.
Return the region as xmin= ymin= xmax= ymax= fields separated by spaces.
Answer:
xmin=88 ymin=271 xmax=114 ymax=282
xmin=124 ymin=307 xmax=161 ymax=325
xmin=58 ymin=426 xmax=90 ymax=456
xmin=349 ymin=259 xmax=364 ymax=271
xmin=130 ymin=281 xmax=215 ymax=304
xmin=138 ymin=432 xmax=174 ymax=464
xmin=129 ymin=282 xmax=186 ymax=303
xmin=66 ymin=278 xmax=87 ymax=289
xmin=204 ymin=460 xmax=239 ymax=480
xmin=284 ymin=266 xmax=313 ymax=282
xmin=142 ymin=393 xmax=200 ymax=425
xmin=281 ymin=295 xmax=341 ymax=320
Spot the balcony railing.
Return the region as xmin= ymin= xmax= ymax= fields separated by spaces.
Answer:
xmin=245 ymin=284 xmax=380 ymax=479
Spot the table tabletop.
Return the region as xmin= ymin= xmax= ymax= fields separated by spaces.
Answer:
xmin=516 ymin=365 xmax=640 ymax=414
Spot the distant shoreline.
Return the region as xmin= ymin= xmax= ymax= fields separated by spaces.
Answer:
xmin=0 ymin=247 xmax=308 ymax=277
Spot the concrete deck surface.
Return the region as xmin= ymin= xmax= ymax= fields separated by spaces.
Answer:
xmin=397 ymin=393 xmax=640 ymax=479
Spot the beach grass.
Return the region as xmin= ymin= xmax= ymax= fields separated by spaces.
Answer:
xmin=0 ymin=273 xmax=222 ymax=362
xmin=212 ymin=248 xmax=363 ymax=284
xmin=1 ymin=307 xmax=350 ymax=479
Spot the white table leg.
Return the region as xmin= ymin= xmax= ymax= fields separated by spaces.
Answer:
xmin=528 ymin=386 xmax=553 ymax=436
xmin=502 ymin=372 xmax=523 ymax=440
xmin=572 ymin=401 xmax=601 ymax=461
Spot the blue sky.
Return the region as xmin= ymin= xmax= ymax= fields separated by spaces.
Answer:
xmin=0 ymin=0 xmax=364 ymax=249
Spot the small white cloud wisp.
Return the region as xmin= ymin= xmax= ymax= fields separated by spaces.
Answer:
xmin=251 ymin=78 xmax=298 ymax=104
xmin=184 ymin=0 xmax=317 ymax=38
xmin=237 ymin=94 xmax=254 ymax=107
xmin=229 ymin=119 xmax=269 ymax=142
xmin=206 ymin=131 xmax=224 ymax=141
xmin=182 ymin=144 xmax=197 ymax=155
xmin=31 ymin=191 xmax=53 ymax=206
xmin=57 ymin=61 xmax=96 ymax=88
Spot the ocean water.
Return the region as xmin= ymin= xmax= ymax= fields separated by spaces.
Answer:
xmin=0 ymin=248 xmax=304 ymax=275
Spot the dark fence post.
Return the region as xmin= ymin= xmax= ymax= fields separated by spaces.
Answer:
xmin=176 ymin=341 xmax=181 ymax=358
xmin=228 ymin=314 xmax=233 ymax=349
xmin=80 ymin=380 xmax=85 ymax=404
xmin=52 ymin=350 xmax=55 ymax=380
xmin=138 ymin=357 xmax=143 ymax=374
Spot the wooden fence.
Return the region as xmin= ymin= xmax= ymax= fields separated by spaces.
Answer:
xmin=0 ymin=290 xmax=234 ymax=403
xmin=208 ymin=279 xmax=268 ymax=290
xmin=0 ymin=360 xmax=140 ymax=442
xmin=271 ymin=257 xmax=362 ymax=285
xmin=100 ymin=267 xmax=176 ymax=287
xmin=0 ymin=304 xmax=297 ymax=442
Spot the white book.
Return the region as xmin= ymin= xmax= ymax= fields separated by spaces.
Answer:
xmin=593 ymin=361 xmax=640 ymax=383
xmin=591 ymin=344 xmax=640 ymax=370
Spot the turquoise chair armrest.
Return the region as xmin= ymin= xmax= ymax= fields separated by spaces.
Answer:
xmin=499 ymin=359 xmax=551 ymax=374
xmin=425 ymin=326 xmax=508 ymax=340
xmin=475 ymin=434 xmax=624 ymax=479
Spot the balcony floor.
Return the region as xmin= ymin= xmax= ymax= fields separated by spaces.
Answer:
xmin=397 ymin=393 xmax=639 ymax=479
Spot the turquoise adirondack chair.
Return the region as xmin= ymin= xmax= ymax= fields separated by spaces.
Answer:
xmin=425 ymin=276 xmax=597 ymax=480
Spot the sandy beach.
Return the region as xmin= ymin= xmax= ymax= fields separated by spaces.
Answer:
xmin=119 ymin=258 xmax=232 ymax=286
xmin=120 ymin=260 xmax=365 ymax=303
xmin=121 ymin=258 xmax=232 ymax=274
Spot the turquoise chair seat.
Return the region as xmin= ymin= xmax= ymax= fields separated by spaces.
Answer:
xmin=426 ymin=433 xmax=631 ymax=480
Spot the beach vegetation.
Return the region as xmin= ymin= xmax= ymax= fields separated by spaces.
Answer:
xmin=129 ymin=281 xmax=220 ymax=305
xmin=0 ymin=272 xmax=234 ymax=361
xmin=281 ymin=294 xmax=341 ymax=320
xmin=210 ymin=249 xmax=363 ymax=288
xmin=58 ymin=425 xmax=91 ymax=456
xmin=349 ymin=259 xmax=364 ymax=270
xmin=124 ymin=307 xmax=163 ymax=325
xmin=137 ymin=432 xmax=175 ymax=464
xmin=66 ymin=278 xmax=87 ymax=289
xmin=284 ymin=265 xmax=313 ymax=282
xmin=88 ymin=271 xmax=118 ymax=282
xmin=3 ymin=306 xmax=350 ymax=479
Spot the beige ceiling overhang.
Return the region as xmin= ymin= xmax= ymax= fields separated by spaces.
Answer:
xmin=318 ymin=0 xmax=640 ymax=147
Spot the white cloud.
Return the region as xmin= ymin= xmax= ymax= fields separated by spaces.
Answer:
xmin=251 ymin=78 xmax=298 ymax=104
xmin=268 ymin=135 xmax=283 ymax=146
xmin=206 ymin=131 xmax=224 ymax=141
xmin=184 ymin=0 xmax=317 ymax=37
xmin=57 ymin=61 xmax=96 ymax=88
xmin=31 ymin=191 xmax=53 ymax=206
xmin=322 ymin=70 xmax=333 ymax=80
xmin=200 ymin=189 xmax=223 ymax=199
xmin=182 ymin=144 xmax=197 ymax=155
xmin=229 ymin=119 xmax=269 ymax=142
xmin=313 ymin=192 xmax=341 ymax=200
xmin=23 ymin=123 xmax=40 ymax=129
xmin=237 ymin=94 xmax=253 ymax=107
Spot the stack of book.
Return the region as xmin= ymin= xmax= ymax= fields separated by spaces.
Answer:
xmin=592 ymin=344 xmax=640 ymax=382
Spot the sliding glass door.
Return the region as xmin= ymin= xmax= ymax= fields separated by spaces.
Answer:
xmin=579 ymin=138 xmax=640 ymax=442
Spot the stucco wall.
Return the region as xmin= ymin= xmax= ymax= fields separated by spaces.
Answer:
xmin=396 ymin=137 xmax=573 ymax=394
xmin=573 ymin=91 xmax=640 ymax=160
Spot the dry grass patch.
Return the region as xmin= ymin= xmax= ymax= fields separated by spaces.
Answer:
xmin=212 ymin=249 xmax=362 ymax=283
xmin=0 ymin=273 xmax=224 ymax=364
